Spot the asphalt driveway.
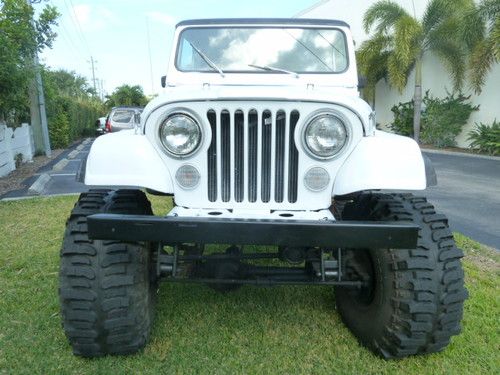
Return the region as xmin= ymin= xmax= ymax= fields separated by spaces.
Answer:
xmin=2 ymin=140 xmax=499 ymax=249
xmin=418 ymin=151 xmax=500 ymax=249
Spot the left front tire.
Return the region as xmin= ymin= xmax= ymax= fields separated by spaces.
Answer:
xmin=59 ymin=189 xmax=157 ymax=357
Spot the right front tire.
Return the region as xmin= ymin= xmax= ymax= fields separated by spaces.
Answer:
xmin=335 ymin=193 xmax=468 ymax=359
xmin=59 ymin=189 xmax=156 ymax=357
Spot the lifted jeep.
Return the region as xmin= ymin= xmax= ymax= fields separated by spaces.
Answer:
xmin=60 ymin=18 xmax=467 ymax=359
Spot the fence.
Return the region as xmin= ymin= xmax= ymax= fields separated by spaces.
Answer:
xmin=0 ymin=123 xmax=34 ymax=177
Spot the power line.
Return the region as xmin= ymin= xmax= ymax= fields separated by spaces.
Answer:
xmin=62 ymin=0 xmax=92 ymax=56
xmin=58 ymin=21 xmax=87 ymax=63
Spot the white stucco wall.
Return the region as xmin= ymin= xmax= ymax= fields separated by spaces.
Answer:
xmin=298 ymin=0 xmax=500 ymax=147
xmin=0 ymin=123 xmax=34 ymax=177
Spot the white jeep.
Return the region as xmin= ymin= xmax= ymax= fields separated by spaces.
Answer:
xmin=60 ymin=18 xmax=467 ymax=359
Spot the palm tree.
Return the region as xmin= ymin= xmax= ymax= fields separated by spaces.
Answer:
xmin=358 ymin=0 xmax=474 ymax=142
xmin=460 ymin=0 xmax=500 ymax=93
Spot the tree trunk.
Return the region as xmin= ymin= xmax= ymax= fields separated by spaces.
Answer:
xmin=413 ymin=55 xmax=423 ymax=143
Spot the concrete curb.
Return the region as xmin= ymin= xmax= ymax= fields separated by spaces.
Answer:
xmin=1 ymin=192 xmax=79 ymax=202
xmin=67 ymin=150 xmax=79 ymax=159
xmin=52 ymin=158 xmax=69 ymax=171
xmin=421 ymin=148 xmax=500 ymax=161
xmin=27 ymin=173 xmax=50 ymax=195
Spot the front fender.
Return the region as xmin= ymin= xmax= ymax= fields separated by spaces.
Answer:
xmin=332 ymin=131 xmax=430 ymax=196
xmin=84 ymin=131 xmax=173 ymax=193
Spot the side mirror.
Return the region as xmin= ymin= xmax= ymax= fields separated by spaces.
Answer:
xmin=358 ymin=76 xmax=367 ymax=89
xmin=161 ymin=75 xmax=167 ymax=88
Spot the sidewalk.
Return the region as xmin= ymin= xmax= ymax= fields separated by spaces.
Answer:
xmin=0 ymin=138 xmax=92 ymax=200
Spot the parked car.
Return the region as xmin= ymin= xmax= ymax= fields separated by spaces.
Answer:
xmin=62 ymin=18 xmax=467 ymax=359
xmin=104 ymin=106 xmax=143 ymax=132
xmin=95 ymin=116 xmax=107 ymax=135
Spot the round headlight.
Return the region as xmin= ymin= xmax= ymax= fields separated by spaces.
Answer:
xmin=159 ymin=114 xmax=201 ymax=156
xmin=304 ymin=114 xmax=347 ymax=158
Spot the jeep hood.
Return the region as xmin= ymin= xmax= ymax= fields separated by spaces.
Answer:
xmin=141 ymin=85 xmax=373 ymax=130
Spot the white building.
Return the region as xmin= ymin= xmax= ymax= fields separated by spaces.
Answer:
xmin=298 ymin=0 xmax=500 ymax=147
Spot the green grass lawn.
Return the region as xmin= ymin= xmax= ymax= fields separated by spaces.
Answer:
xmin=0 ymin=195 xmax=498 ymax=374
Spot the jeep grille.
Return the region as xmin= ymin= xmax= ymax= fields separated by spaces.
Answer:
xmin=207 ymin=108 xmax=300 ymax=204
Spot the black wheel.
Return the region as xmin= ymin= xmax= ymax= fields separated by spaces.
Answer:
xmin=335 ymin=193 xmax=468 ymax=359
xmin=59 ymin=189 xmax=157 ymax=357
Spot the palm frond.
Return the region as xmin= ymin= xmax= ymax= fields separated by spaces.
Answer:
xmin=387 ymin=54 xmax=410 ymax=91
xmin=423 ymin=0 xmax=454 ymax=34
xmin=477 ymin=0 xmax=500 ymax=19
xmin=430 ymin=37 xmax=467 ymax=91
xmin=469 ymin=38 xmax=496 ymax=93
xmin=493 ymin=17 xmax=500 ymax=59
xmin=456 ymin=0 xmax=487 ymax=51
xmin=363 ymin=0 xmax=410 ymax=34
xmin=357 ymin=35 xmax=393 ymax=96
xmin=393 ymin=15 xmax=423 ymax=69
xmin=425 ymin=12 xmax=464 ymax=51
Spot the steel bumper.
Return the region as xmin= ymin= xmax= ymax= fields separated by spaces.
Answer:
xmin=87 ymin=214 xmax=419 ymax=249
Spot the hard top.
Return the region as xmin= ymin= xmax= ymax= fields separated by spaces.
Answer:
xmin=176 ymin=18 xmax=350 ymax=28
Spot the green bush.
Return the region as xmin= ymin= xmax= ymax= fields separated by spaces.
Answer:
xmin=389 ymin=92 xmax=479 ymax=147
xmin=48 ymin=110 xmax=70 ymax=148
xmin=43 ymin=68 xmax=105 ymax=147
xmin=421 ymin=92 xmax=479 ymax=147
xmin=389 ymin=100 xmax=414 ymax=136
xmin=467 ymin=120 xmax=500 ymax=155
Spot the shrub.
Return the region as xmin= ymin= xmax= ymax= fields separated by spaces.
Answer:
xmin=43 ymin=68 xmax=105 ymax=147
xmin=389 ymin=100 xmax=414 ymax=137
xmin=467 ymin=120 xmax=500 ymax=155
xmin=421 ymin=92 xmax=479 ymax=148
xmin=48 ymin=111 xmax=70 ymax=149
xmin=389 ymin=92 xmax=479 ymax=147
xmin=14 ymin=153 xmax=23 ymax=168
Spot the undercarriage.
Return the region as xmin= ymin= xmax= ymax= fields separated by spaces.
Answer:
xmin=87 ymin=211 xmax=418 ymax=289
xmin=157 ymin=244 xmax=361 ymax=288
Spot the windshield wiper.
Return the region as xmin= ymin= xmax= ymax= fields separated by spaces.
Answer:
xmin=282 ymin=29 xmax=333 ymax=72
xmin=187 ymin=40 xmax=225 ymax=78
xmin=248 ymin=64 xmax=299 ymax=78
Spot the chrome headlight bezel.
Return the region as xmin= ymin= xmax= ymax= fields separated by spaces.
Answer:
xmin=158 ymin=112 xmax=202 ymax=157
xmin=302 ymin=111 xmax=350 ymax=160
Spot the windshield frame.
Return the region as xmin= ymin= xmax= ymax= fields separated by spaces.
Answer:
xmin=174 ymin=25 xmax=350 ymax=75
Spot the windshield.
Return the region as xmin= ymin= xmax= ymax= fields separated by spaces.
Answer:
xmin=176 ymin=27 xmax=348 ymax=74
xmin=112 ymin=110 xmax=134 ymax=123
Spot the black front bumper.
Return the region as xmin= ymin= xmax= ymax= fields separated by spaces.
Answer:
xmin=87 ymin=214 xmax=419 ymax=249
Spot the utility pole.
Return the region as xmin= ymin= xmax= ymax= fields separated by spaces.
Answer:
xmin=89 ymin=56 xmax=97 ymax=94
xmin=100 ymin=79 xmax=105 ymax=101
xmin=27 ymin=0 xmax=51 ymax=157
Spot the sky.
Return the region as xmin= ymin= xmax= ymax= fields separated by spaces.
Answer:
xmin=38 ymin=0 xmax=318 ymax=97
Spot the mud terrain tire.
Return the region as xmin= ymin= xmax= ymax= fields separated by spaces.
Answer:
xmin=59 ymin=189 xmax=156 ymax=357
xmin=335 ymin=193 xmax=467 ymax=359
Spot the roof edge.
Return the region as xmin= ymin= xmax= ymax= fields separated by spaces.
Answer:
xmin=176 ymin=18 xmax=349 ymax=28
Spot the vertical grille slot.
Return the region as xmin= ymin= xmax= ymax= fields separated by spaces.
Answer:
xmin=234 ymin=110 xmax=244 ymax=202
xmin=248 ymin=110 xmax=258 ymax=203
xmin=207 ymin=107 xmax=299 ymax=205
xmin=207 ymin=110 xmax=217 ymax=202
xmin=288 ymin=110 xmax=300 ymax=203
xmin=274 ymin=111 xmax=286 ymax=203
xmin=261 ymin=110 xmax=272 ymax=203
xmin=221 ymin=110 xmax=231 ymax=202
